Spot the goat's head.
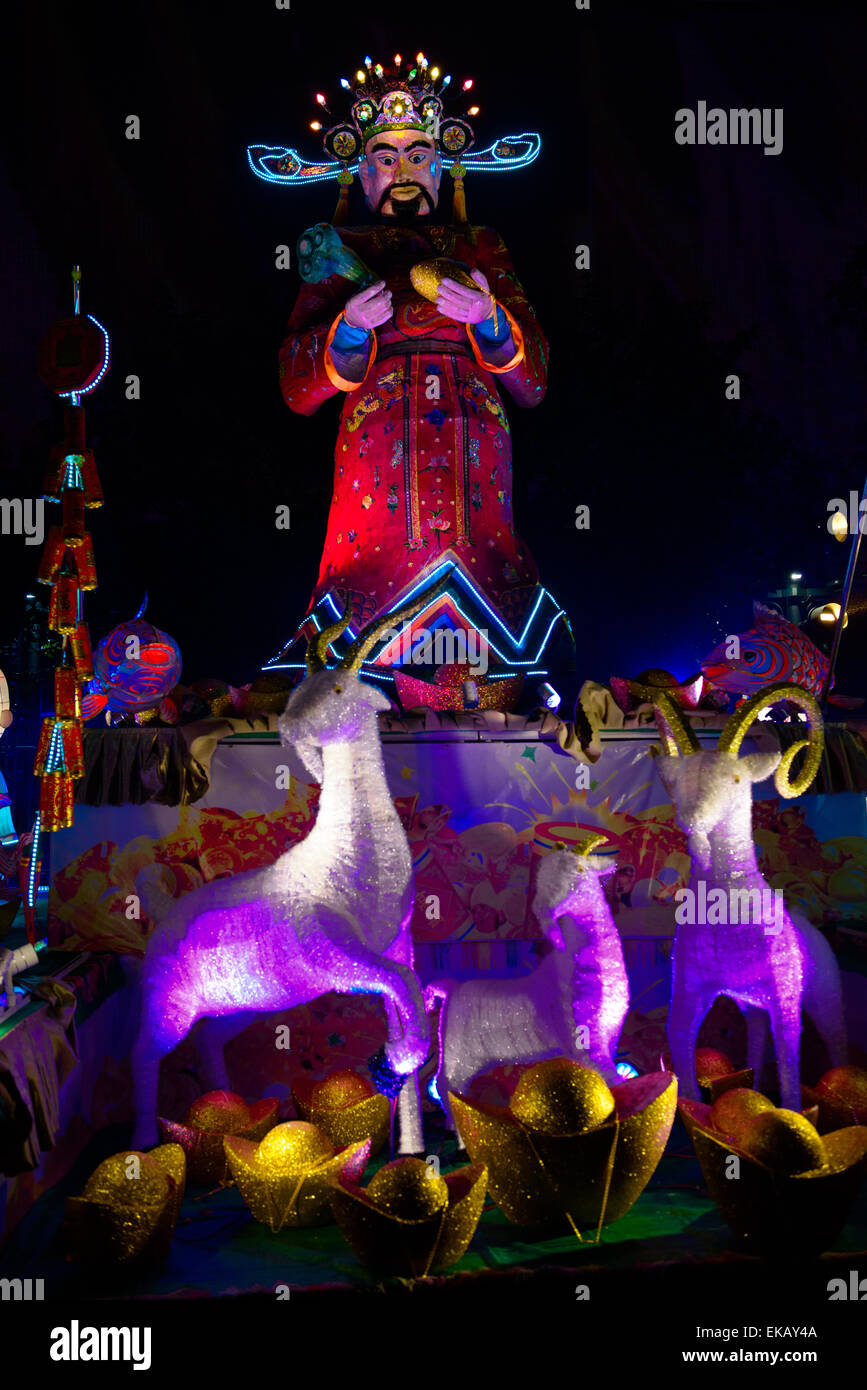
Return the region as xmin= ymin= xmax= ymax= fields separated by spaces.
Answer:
xmin=278 ymin=598 xmax=427 ymax=774
xmin=533 ymin=834 xmax=618 ymax=950
xmin=646 ymin=684 xmax=824 ymax=838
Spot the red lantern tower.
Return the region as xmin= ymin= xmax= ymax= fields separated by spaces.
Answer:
xmin=21 ymin=268 xmax=110 ymax=941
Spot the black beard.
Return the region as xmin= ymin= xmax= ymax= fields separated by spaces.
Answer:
xmin=378 ymin=184 xmax=436 ymax=224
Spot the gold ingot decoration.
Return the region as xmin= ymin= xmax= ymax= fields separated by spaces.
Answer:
xmin=224 ymin=1120 xmax=371 ymax=1232
xmin=158 ymin=1090 xmax=279 ymax=1185
xmin=292 ymin=1068 xmax=390 ymax=1156
xmin=510 ymin=1057 xmax=615 ymax=1136
xmin=680 ymin=1097 xmax=867 ymax=1257
xmin=803 ymin=1064 xmax=867 ymax=1133
xmin=451 ymin=1060 xmax=678 ymax=1234
xmin=694 ymin=1047 xmax=754 ymax=1103
xmin=329 ymin=1155 xmax=488 ymax=1277
xmin=64 ymin=1144 xmax=186 ymax=1268
xmin=410 ymin=257 xmax=478 ymax=303
xmin=739 ymin=1108 xmax=827 ymax=1175
xmin=708 ymin=1087 xmax=775 ymax=1145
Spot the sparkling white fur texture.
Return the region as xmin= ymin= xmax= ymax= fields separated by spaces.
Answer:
xmin=130 ymin=669 xmax=429 ymax=1151
xmin=426 ymin=849 xmax=630 ymax=1135
xmin=657 ymin=748 xmax=846 ymax=1108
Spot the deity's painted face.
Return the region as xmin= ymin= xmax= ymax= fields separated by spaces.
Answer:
xmin=358 ymin=129 xmax=441 ymax=219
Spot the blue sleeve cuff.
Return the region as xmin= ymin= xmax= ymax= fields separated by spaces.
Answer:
xmin=332 ymin=314 xmax=372 ymax=353
xmin=473 ymin=302 xmax=512 ymax=347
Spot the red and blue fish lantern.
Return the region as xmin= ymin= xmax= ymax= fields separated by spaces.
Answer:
xmin=82 ymin=610 xmax=182 ymax=720
xmin=701 ymin=602 xmax=830 ymax=700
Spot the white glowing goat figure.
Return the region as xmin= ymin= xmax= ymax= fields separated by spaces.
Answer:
xmin=648 ymin=683 xmax=846 ymax=1109
xmin=131 ymin=604 xmax=430 ymax=1152
xmin=426 ymin=836 xmax=630 ymax=1136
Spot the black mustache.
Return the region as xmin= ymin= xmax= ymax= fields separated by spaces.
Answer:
xmin=378 ymin=182 xmax=434 ymax=212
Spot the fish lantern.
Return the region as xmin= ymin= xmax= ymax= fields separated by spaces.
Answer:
xmin=82 ymin=603 xmax=182 ymax=720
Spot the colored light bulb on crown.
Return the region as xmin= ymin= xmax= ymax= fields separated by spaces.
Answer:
xmin=431 ymin=67 xmax=440 ymax=79
xmin=315 ymin=93 xmax=326 ymax=106
xmin=468 ymin=106 xmax=480 ymax=116
xmin=356 ymin=70 xmax=365 ymax=82
xmin=364 ymin=56 xmax=372 ymax=68
xmin=463 ymin=78 xmax=474 ymax=91
xmin=442 ymin=75 xmax=451 ymax=88
xmin=340 ymin=78 xmax=351 ymax=89
xmin=310 ymin=120 xmax=322 ymax=131
xmin=394 ymin=54 xmax=402 ymax=66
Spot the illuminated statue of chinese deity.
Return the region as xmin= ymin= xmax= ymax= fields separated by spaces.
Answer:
xmin=250 ymin=53 xmax=571 ymax=707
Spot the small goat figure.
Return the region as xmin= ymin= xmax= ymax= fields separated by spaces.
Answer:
xmin=426 ymin=834 xmax=630 ymax=1137
xmin=647 ymin=682 xmax=846 ymax=1109
xmin=131 ymin=602 xmax=430 ymax=1153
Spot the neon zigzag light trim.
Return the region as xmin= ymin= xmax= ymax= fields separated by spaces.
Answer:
xmin=247 ymin=133 xmax=541 ymax=185
xmin=322 ymin=561 xmax=554 ymax=646
xmin=265 ymin=566 xmax=564 ymax=669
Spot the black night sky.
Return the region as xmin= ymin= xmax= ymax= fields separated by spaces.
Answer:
xmin=3 ymin=0 xmax=866 ymax=730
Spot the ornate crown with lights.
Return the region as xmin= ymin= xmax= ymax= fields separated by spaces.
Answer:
xmin=313 ymin=53 xmax=478 ymax=165
xmin=246 ymin=50 xmax=541 ymax=221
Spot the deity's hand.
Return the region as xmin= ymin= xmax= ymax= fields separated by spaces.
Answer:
xmin=435 ymin=269 xmax=496 ymax=325
xmin=343 ymin=280 xmax=393 ymax=332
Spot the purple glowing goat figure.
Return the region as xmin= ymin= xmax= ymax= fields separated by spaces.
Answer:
xmin=647 ymin=683 xmax=846 ymax=1109
xmin=130 ymin=602 xmax=430 ymax=1153
xmin=426 ymin=835 xmax=630 ymax=1139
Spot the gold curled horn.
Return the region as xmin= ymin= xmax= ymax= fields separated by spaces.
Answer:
xmin=338 ymin=594 xmax=431 ymax=673
xmin=635 ymin=687 xmax=701 ymax=757
xmin=716 ymin=682 xmax=824 ymax=799
xmin=553 ymin=833 xmax=609 ymax=857
xmin=305 ymin=607 xmax=354 ymax=675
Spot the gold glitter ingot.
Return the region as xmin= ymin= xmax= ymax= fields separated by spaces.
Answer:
xmin=224 ymin=1120 xmax=371 ymax=1231
xmin=680 ymin=1098 xmax=867 ymax=1257
xmin=158 ymin=1090 xmax=279 ymax=1185
xmin=410 ymin=258 xmax=478 ymax=302
xmin=708 ymin=1087 xmax=775 ymax=1145
xmin=329 ymin=1155 xmax=488 ymax=1276
xmin=739 ymin=1108 xmax=827 ymax=1174
xmin=292 ymin=1070 xmax=390 ymax=1156
xmin=451 ymin=1065 xmax=678 ymax=1231
xmin=510 ymin=1058 xmax=615 ymax=1137
xmin=805 ymin=1064 xmax=867 ymax=1132
xmin=65 ymin=1144 xmax=186 ymax=1268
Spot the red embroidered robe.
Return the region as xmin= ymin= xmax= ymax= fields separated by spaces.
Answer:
xmin=279 ymin=222 xmax=548 ymax=633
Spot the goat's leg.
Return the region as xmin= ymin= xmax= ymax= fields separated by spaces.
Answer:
xmin=745 ymin=1005 xmax=768 ymax=1087
xmin=800 ymin=926 xmax=848 ymax=1070
xmin=131 ymin=992 xmax=201 ymax=1150
xmin=382 ymin=911 xmax=428 ymax=1154
xmin=806 ymin=998 xmax=848 ymax=1072
xmin=382 ymin=995 xmax=425 ymax=1155
xmin=667 ymin=986 xmax=711 ymax=1101
xmin=196 ymin=1012 xmax=251 ymax=1092
xmin=766 ymin=994 xmax=803 ymax=1110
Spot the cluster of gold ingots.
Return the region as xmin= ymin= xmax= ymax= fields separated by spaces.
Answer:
xmin=680 ymin=1051 xmax=867 ymax=1259
xmin=64 ymin=1057 xmax=867 ymax=1275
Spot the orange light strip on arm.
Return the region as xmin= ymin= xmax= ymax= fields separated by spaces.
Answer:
xmin=324 ymin=311 xmax=378 ymax=391
xmin=466 ymin=303 xmax=525 ymax=374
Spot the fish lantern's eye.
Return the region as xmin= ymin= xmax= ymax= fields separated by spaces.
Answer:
xmin=733 ymin=775 xmax=741 ymax=784
xmin=334 ymin=685 xmax=343 ymax=695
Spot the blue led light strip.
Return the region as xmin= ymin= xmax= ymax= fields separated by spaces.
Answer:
xmin=59 ymin=315 xmax=111 ymax=399
xmin=247 ymin=133 xmax=541 ymax=186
